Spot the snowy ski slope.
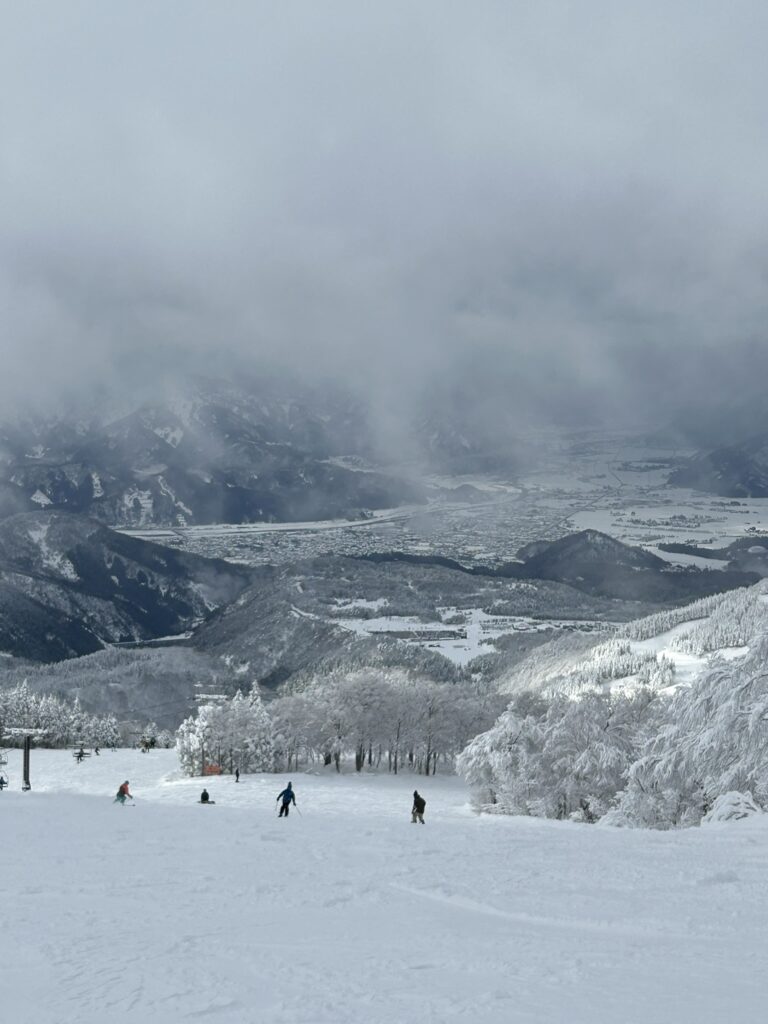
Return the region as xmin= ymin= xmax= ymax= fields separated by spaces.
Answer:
xmin=2 ymin=750 xmax=768 ymax=1023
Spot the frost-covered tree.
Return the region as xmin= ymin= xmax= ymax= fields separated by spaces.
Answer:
xmin=0 ymin=682 xmax=125 ymax=749
xmin=619 ymin=590 xmax=736 ymax=642
xmin=270 ymin=693 xmax=322 ymax=772
xmin=238 ymin=689 xmax=275 ymax=773
xmin=613 ymin=639 xmax=768 ymax=828
xmin=458 ymin=688 xmax=661 ymax=820
xmin=268 ymin=667 xmax=503 ymax=775
xmin=176 ymin=687 xmax=274 ymax=777
xmin=670 ymin=586 xmax=768 ymax=656
xmin=94 ymin=714 xmax=121 ymax=749
xmin=175 ymin=714 xmax=204 ymax=776
xmin=155 ymin=728 xmax=175 ymax=749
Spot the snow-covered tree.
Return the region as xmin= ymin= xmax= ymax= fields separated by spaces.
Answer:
xmin=0 ymin=682 xmax=125 ymax=749
xmin=175 ymin=687 xmax=274 ymax=777
xmin=458 ymin=688 xmax=662 ymax=820
xmin=175 ymin=714 xmax=204 ymax=777
xmin=613 ymin=638 xmax=768 ymax=828
xmin=618 ymin=588 xmax=741 ymax=642
xmin=270 ymin=693 xmax=322 ymax=772
xmin=268 ymin=667 xmax=503 ymax=775
xmin=670 ymin=586 xmax=768 ymax=656
xmin=239 ymin=689 xmax=275 ymax=773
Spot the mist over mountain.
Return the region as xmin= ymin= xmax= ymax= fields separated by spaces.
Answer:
xmin=2 ymin=4 xmax=768 ymax=449
xmin=0 ymin=377 xmax=437 ymax=527
xmin=670 ymin=433 xmax=768 ymax=498
xmin=0 ymin=371 xmax=536 ymax=527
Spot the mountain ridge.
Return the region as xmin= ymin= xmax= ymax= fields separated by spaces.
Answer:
xmin=0 ymin=510 xmax=252 ymax=661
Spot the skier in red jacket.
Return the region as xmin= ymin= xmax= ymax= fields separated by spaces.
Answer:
xmin=114 ymin=781 xmax=133 ymax=805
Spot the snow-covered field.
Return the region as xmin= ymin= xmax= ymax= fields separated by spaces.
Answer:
xmin=334 ymin=607 xmax=604 ymax=666
xmin=3 ymin=751 xmax=768 ymax=1023
xmin=569 ymin=497 xmax=768 ymax=552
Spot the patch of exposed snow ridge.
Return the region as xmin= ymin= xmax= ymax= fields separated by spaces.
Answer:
xmin=27 ymin=520 xmax=79 ymax=581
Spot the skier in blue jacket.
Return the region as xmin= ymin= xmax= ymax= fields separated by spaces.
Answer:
xmin=277 ymin=782 xmax=296 ymax=817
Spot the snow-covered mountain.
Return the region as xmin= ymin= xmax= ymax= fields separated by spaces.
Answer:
xmin=497 ymin=583 xmax=768 ymax=700
xmin=670 ymin=432 xmax=768 ymax=497
xmin=0 ymin=511 xmax=252 ymax=661
xmin=0 ymin=378 xmax=426 ymax=527
xmin=512 ymin=529 xmax=757 ymax=601
xmin=516 ymin=528 xmax=664 ymax=576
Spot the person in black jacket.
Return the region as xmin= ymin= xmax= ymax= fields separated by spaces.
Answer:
xmin=411 ymin=790 xmax=426 ymax=824
xmin=277 ymin=781 xmax=296 ymax=817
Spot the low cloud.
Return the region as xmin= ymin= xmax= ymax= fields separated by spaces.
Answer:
xmin=2 ymin=2 xmax=767 ymax=438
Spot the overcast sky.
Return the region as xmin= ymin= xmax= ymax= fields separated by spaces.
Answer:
xmin=2 ymin=2 xmax=768 ymax=430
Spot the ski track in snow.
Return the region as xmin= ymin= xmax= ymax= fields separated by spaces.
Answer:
xmin=2 ymin=750 xmax=768 ymax=1023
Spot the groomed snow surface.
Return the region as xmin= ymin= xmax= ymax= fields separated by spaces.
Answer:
xmin=3 ymin=751 xmax=768 ymax=1024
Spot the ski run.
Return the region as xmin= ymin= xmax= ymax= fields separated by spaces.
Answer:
xmin=3 ymin=749 xmax=768 ymax=1024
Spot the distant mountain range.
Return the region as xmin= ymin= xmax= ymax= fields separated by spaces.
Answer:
xmin=0 ymin=378 xmax=426 ymax=527
xmin=0 ymin=515 xmax=759 ymax=724
xmin=670 ymin=433 xmax=768 ymax=498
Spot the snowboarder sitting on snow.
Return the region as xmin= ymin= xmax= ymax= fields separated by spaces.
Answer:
xmin=200 ymin=788 xmax=210 ymax=804
xmin=277 ymin=782 xmax=296 ymax=817
xmin=114 ymin=781 xmax=133 ymax=805
xmin=411 ymin=790 xmax=426 ymax=824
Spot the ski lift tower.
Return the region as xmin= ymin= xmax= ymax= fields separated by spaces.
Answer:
xmin=2 ymin=728 xmax=47 ymax=791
